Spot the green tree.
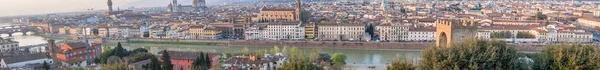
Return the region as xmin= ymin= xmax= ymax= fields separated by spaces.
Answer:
xmin=130 ymin=48 xmax=148 ymax=54
xmin=278 ymin=56 xmax=324 ymax=70
xmin=309 ymin=48 xmax=321 ymax=62
xmin=386 ymin=58 xmax=416 ymax=70
xmin=148 ymin=56 xmax=161 ymax=70
xmin=516 ymin=32 xmax=535 ymax=38
xmin=191 ymin=53 xmax=212 ymax=70
xmin=132 ymin=52 xmax=155 ymax=62
xmin=161 ymin=50 xmax=174 ymax=70
xmin=331 ymin=53 xmax=347 ymax=67
xmin=420 ymin=39 xmax=523 ymax=70
xmin=271 ymin=46 xmax=280 ymax=55
xmin=113 ymin=42 xmax=128 ymax=58
xmin=533 ymin=45 xmax=599 ymax=70
xmin=318 ymin=53 xmax=332 ymax=65
xmin=101 ymin=59 xmax=134 ymax=70
xmin=43 ymin=61 xmax=50 ymax=70
xmin=99 ymin=48 xmax=114 ymax=64
xmin=92 ymin=29 xmax=99 ymax=36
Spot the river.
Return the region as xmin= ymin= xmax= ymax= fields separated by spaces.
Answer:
xmin=1 ymin=32 xmax=47 ymax=46
xmin=110 ymin=43 xmax=423 ymax=65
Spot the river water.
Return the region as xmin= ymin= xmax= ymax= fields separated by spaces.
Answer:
xmin=1 ymin=32 xmax=47 ymax=46
xmin=112 ymin=43 xmax=423 ymax=64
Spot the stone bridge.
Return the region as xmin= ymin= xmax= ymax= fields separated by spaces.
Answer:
xmin=0 ymin=24 xmax=35 ymax=36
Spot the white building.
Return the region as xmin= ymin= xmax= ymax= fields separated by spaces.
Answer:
xmin=245 ymin=25 xmax=267 ymax=40
xmin=318 ymin=23 xmax=365 ymax=41
xmin=0 ymin=38 xmax=18 ymax=52
xmin=265 ymin=22 xmax=305 ymax=40
xmin=406 ymin=27 xmax=436 ymax=41
xmin=377 ymin=23 xmax=410 ymax=41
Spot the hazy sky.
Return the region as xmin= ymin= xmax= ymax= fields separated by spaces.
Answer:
xmin=0 ymin=0 xmax=155 ymax=17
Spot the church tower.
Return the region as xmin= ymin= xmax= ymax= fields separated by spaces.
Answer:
xmin=107 ymin=0 xmax=113 ymax=12
xmin=172 ymin=0 xmax=179 ymax=13
xmin=295 ymin=0 xmax=302 ymax=21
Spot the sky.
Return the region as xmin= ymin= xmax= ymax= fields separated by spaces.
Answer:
xmin=0 ymin=0 xmax=167 ymax=17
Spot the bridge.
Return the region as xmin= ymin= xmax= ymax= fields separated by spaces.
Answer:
xmin=0 ymin=24 xmax=35 ymax=36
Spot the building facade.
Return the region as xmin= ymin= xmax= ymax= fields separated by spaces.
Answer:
xmin=318 ymin=23 xmax=365 ymax=41
xmin=54 ymin=42 xmax=101 ymax=65
xmin=265 ymin=22 xmax=305 ymax=40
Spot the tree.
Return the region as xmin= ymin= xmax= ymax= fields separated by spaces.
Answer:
xmin=532 ymin=45 xmax=599 ymax=70
xmin=278 ymin=56 xmax=324 ymax=70
xmin=43 ymin=61 xmax=50 ymax=70
xmin=113 ymin=42 xmax=128 ymax=58
xmin=130 ymin=48 xmax=148 ymax=54
xmin=191 ymin=53 xmax=212 ymax=70
xmin=101 ymin=59 xmax=135 ymax=70
xmin=161 ymin=50 xmax=174 ymax=70
xmin=516 ymin=32 xmax=535 ymax=38
xmin=331 ymin=53 xmax=347 ymax=67
xmin=318 ymin=53 xmax=332 ymax=64
xmin=309 ymin=48 xmax=321 ymax=62
xmin=386 ymin=58 xmax=416 ymax=70
xmin=271 ymin=46 xmax=280 ymax=55
xmin=100 ymin=48 xmax=115 ymax=64
xmin=132 ymin=52 xmax=155 ymax=62
xmin=148 ymin=56 xmax=161 ymax=70
xmin=92 ymin=29 xmax=99 ymax=36
xmin=420 ymin=39 xmax=524 ymax=70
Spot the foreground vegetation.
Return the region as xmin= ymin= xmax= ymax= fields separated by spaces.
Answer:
xmin=386 ymin=39 xmax=600 ymax=70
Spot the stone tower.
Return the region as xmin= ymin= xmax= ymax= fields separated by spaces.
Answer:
xmin=107 ymin=0 xmax=113 ymax=12
xmin=295 ymin=0 xmax=302 ymax=21
xmin=435 ymin=19 xmax=478 ymax=48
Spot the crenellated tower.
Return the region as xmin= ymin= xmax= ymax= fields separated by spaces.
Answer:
xmin=435 ymin=19 xmax=478 ymax=48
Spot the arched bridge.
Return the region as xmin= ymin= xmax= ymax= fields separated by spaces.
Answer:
xmin=0 ymin=24 xmax=35 ymax=36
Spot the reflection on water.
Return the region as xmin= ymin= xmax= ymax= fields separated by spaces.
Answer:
xmin=112 ymin=43 xmax=422 ymax=64
xmin=1 ymin=32 xmax=47 ymax=46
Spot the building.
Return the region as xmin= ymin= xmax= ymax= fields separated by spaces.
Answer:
xmin=244 ymin=24 xmax=267 ymax=40
xmin=0 ymin=38 xmax=19 ymax=52
xmin=576 ymin=17 xmax=600 ymax=28
xmin=258 ymin=9 xmax=298 ymax=22
xmin=222 ymin=54 xmax=286 ymax=70
xmin=377 ymin=23 xmax=410 ymax=41
xmin=54 ymin=42 xmax=101 ymax=66
xmin=304 ymin=23 xmax=317 ymax=39
xmin=159 ymin=51 xmax=220 ymax=70
xmin=492 ymin=20 xmax=540 ymax=26
xmin=318 ymin=23 xmax=365 ymax=41
xmin=189 ymin=25 xmax=223 ymax=39
xmin=265 ymin=22 xmax=305 ymax=40
xmin=0 ymin=53 xmax=52 ymax=69
xmin=407 ymin=27 xmax=436 ymax=41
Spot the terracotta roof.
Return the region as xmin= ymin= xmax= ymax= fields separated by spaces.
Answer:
xmin=65 ymin=42 xmax=87 ymax=49
xmin=578 ymin=17 xmax=600 ymax=22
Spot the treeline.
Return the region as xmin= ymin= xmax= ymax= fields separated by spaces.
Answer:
xmin=386 ymin=39 xmax=600 ymax=70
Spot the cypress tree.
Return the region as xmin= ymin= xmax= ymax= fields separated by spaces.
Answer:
xmin=161 ymin=50 xmax=173 ymax=70
xmin=205 ymin=53 xmax=211 ymax=68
